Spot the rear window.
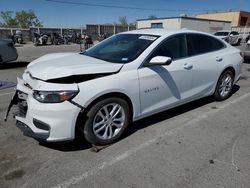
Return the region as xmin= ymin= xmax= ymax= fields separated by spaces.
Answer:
xmin=187 ymin=34 xmax=225 ymax=56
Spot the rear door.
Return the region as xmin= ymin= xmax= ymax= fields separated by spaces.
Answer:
xmin=186 ymin=33 xmax=226 ymax=96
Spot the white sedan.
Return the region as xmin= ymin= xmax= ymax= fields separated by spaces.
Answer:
xmin=6 ymin=29 xmax=243 ymax=145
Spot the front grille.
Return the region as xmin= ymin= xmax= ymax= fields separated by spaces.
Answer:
xmin=16 ymin=91 xmax=28 ymax=118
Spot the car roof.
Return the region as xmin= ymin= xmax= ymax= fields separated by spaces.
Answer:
xmin=122 ymin=28 xmax=214 ymax=37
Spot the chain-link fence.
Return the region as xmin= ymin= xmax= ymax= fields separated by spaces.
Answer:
xmin=0 ymin=24 xmax=136 ymax=42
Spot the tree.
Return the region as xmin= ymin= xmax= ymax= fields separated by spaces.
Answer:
xmin=0 ymin=11 xmax=18 ymax=28
xmin=118 ymin=16 xmax=128 ymax=26
xmin=0 ymin=10 xmax=43 ymax=28
xmin=148 ymin=15 xmax=157 ymax=19
xmin=16 ymin=10 xmax=43 ymax=28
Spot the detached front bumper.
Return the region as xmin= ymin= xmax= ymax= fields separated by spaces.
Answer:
xmin=7 ymin=77 xmax=81 ymax=142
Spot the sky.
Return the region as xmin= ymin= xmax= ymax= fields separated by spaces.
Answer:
xmin=0 ymin=0 xmax=250 ymax=28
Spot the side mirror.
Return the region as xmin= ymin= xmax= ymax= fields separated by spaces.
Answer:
xmin=149 ymin=56 xmax=172 ymax=66
xmin=229 ymin=34 xmax=234 ymax=37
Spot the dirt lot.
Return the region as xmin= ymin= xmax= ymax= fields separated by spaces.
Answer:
xmin=0 ymin=43 xmax=250 ymax=188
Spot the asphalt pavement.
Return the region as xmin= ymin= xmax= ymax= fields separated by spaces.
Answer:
xmin=0 ymin=43 xmax=250 ymax=188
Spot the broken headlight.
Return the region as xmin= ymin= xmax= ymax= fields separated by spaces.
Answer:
xmin=33 ymin=90 xmax=78 ymax=103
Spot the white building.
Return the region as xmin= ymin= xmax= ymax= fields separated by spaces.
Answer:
xmin=136 ymin=17 xmax=231 ymax=34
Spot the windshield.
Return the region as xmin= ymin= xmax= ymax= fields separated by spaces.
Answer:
xmin=215 ymin=32 xmax=229 ymax=36
xmin=82 ymin=34 xmax=159 ymax=63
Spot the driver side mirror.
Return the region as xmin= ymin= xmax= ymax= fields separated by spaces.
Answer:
xmin=148 ymin=56 xmax=172 ymax=66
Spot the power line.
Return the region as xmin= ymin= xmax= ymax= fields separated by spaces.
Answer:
xmin=45 ymin=0 xmax=222 ymax=12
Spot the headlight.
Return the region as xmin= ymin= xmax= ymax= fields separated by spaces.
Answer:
xmin=33 ymin=90 xmax=78 ymax=103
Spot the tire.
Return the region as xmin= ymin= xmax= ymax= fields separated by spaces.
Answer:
xmin=82 ymin=97 xmax=131 ymax=145
xmin=213 ymin=70 xmax=234 ymax=101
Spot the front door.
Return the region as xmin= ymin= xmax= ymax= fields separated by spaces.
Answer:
xmin=138 ymin=34 xmax=194 ymax=116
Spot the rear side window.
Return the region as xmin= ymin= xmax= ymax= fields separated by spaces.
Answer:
xmin=187 ymin=34 xmax=225 ymax=56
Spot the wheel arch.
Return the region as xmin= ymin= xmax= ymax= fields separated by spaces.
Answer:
xmin=222 ymin=66 xmax=235 ymax=78
xmin=74 ymin=92 xmax=134 ymax=139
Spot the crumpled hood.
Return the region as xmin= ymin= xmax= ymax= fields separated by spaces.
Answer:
xmin=26 ymin=53 xmax=123 ymax=81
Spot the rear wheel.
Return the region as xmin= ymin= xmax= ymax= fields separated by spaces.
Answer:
xmin=82 ymin=97 xmax=131 ymax=145
xmin=213 ymin=70 xmax=234 ymax=101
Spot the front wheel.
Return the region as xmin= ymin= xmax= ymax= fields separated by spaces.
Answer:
xmin=82 ymin=98 xmax=131 ymax=145
xmin=213 ymin=70 xmax=234 ymax=101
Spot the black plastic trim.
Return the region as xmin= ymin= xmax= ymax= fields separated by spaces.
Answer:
xmin=16 ymin=121 xmax=49 ymax=141
xmin=33 ymin=118 xmax=50 ymax=131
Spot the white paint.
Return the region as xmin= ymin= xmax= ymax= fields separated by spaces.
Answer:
xmin=52 ymin=92 xmax=250 ymax=188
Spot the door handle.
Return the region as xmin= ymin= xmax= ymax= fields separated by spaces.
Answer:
xmin=183 ymin=63 xmax=193 ymax=70
xmin=216 ymin=57 xmax=223 ymax=62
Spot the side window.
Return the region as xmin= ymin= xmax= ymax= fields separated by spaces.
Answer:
xmin=187 ymin=34 xmax=225 ymax=56
xmin=150 ymin=34 xmax=187 ymax=61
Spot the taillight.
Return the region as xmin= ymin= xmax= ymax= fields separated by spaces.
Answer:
xmin=7 ymin=42 xmax=14 ymax=48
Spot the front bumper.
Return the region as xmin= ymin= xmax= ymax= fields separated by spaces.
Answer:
xmin=16 ymin=120 xmax=49 ymax=141
xmin=10 ymin=77 xmax=81 ymax=142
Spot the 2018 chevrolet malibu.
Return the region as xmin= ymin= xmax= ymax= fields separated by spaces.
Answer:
xmin=6 ymin=29 xmax=243 ymax=145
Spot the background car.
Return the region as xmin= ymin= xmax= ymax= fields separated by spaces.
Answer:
xmin=214 ymin=30 xmax=242 ymax=46
xmin=0 ymin=39 xmax=18 ymax=63
xmin=244 ymin=39 xmax=250 ymax=62
xmin=7 ymin=29 xmax=243 ymax=146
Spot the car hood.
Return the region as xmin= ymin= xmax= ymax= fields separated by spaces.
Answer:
xmin=26 ymin=53 xmax=123 ymax=81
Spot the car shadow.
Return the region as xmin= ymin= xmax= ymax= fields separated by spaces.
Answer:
xmin=38 ymin=139 xmax=92 ymax=152
xmin=0 ymin=61 xmax=30 ymax=69
xmin=39 ymin=85 xmax=240 ymax=152
xmin=124 ymin=84 xmax=240 ymax=141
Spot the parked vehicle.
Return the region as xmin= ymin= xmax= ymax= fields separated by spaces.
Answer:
xmin=51 ymin=33 xmax=68 ymax=45
xmin=244 ymin=39 xmax=250 ymax=62
xmin=8 ymin=30 xmax=23 ymax=44
xmin=33 ymin=33 xmax=49 ymax=46
xmin=6 ymin=29 xmax=243 ymax=145
xmin=0 ymin=39 xmax=18 ymax=63
xmin=214 ymin=30 xmax=242 ymax=46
